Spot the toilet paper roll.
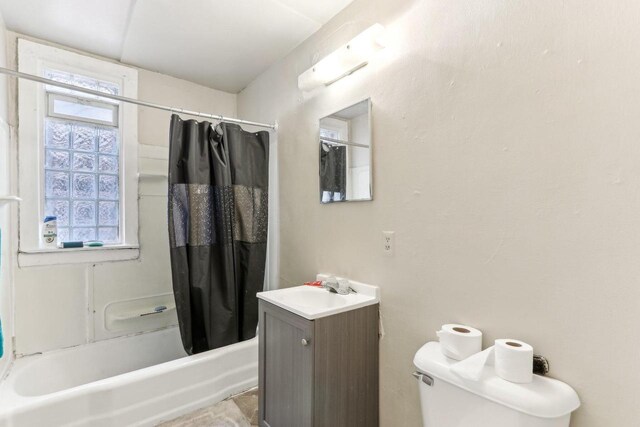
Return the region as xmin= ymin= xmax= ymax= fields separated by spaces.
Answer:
xmin=494 ymin=339 xmax=534 ymax=384
xmin=436 ymin=324 xmax=482 ymax=361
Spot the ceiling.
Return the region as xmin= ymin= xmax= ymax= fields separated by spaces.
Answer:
xmin=0 ymin=0 xmax=354 ymax=93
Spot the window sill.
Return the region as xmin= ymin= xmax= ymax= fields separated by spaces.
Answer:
xmin=18 ymin=244 xmax=140 ymax=267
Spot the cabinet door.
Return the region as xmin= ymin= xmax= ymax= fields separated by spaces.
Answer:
xmin=259 ymin=301 xmax=314 ymax=427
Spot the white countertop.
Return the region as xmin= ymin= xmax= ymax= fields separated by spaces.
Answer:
xmin=257 ymin=274 xmax=379 ymax=320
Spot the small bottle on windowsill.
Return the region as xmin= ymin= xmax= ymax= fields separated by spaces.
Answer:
xmin=42 ymin=216 xmax=57 ymax=249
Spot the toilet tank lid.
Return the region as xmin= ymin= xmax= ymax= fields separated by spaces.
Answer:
xmin=413 ymin=342 xmax=580 ymax=419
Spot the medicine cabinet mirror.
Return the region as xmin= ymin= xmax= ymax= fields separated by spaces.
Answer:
xmin=319 ymin=99 xmax=372 ymax=204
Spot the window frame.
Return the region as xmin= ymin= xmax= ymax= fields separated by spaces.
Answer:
xmin=18 ymin=39 xmax=139 ymax=266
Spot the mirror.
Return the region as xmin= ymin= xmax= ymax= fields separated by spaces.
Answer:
xmin=319 ymin=99 xmax=372 ymax=204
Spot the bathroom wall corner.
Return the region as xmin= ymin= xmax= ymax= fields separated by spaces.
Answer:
xmin=0 ymin=6 xmax=13 ymax=379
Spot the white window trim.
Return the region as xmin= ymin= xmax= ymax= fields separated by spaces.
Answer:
xmin=17 ymin=39 xmax=139 ymax=267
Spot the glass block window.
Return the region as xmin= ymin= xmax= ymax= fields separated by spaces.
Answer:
xmin=43 ymin=70 xmax=121 ymax=245
xmin=44 ymin=69 xmax=120 ymax=98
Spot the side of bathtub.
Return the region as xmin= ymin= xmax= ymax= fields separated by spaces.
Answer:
xmin=0 ymin=337 xmax=258 ymax=427
xmin=8 ymin=327 xmax=187 ymax=397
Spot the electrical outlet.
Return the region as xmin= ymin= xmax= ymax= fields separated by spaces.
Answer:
xmin=383 ymin=231 xmax=394 ymax=256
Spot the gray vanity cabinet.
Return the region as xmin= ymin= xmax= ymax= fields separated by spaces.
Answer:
xmin=258 ymin=300 xmax=379 ymax=427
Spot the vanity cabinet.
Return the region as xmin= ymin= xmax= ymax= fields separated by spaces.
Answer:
xmin=258 ymin=300 xmax=379 ymax=427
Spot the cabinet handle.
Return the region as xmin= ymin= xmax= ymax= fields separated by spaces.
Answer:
xmin=301 ymin=338 xmax=310 ymax=346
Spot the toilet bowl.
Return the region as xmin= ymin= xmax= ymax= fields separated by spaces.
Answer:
xmin=413 ymin=342 xmax=580 ymax=427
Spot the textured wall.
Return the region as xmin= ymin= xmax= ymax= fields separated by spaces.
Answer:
xmin=7 ymin=33 xmax=237 ymax=355
xmin=238 ymin=0 xmax=640 ymax=425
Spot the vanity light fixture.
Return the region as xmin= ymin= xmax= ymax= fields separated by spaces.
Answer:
xmin=298 ymin=24 xmax=385 ymax=91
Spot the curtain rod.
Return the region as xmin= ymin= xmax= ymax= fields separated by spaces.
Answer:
xmin=0 ymin=66 xmax=277 ymax=131
xmin=321 ymin=136 xmax=370 ymax=149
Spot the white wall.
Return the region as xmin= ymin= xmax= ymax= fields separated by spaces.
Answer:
xmin=0 ymin=9 xmax=13 ymax=378
xmin=6 ymin=33 xmax=237 ymax=354
xmin=238 ymin=0 xmax=640 ymax=425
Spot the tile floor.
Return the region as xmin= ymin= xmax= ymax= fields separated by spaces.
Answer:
xmin=157 ymin=388 xmax=258 ymax=427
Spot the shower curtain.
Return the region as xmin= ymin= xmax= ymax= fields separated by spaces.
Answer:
xmin=168 ymin=115 xmax=269 ymax=355
xmin=320 ymin=142 xmax=346 ymax=202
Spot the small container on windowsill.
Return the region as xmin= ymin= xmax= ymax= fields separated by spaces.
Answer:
xmin=42 ymin=216 xmax=58 ymax=249
xmin=59 ymin=240 xmax=104 ymax=249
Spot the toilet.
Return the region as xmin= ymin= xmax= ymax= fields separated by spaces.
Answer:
xmin=413 ymin=342 xmax=580 ymax=427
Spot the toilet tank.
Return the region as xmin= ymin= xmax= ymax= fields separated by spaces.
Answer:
xmin=413 ymin=342 xmax=580 ymax=427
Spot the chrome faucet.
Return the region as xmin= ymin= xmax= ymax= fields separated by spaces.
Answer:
xmin=323 ymin=277 xmax=356 ymax=295
xmin=323 ymin=278 xmax=342 ymax=294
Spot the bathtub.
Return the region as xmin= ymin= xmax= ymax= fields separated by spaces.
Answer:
xmin=0 ymin=327 xmax=258 ymax=426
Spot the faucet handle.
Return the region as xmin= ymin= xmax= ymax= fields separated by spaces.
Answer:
xmin=337 ymin=279 xmax=351 ymax=295
xmin=321 ymin=277 xmax=339 ymax=293
xmin=322 ymin=277 xmax=357 ymax=294
xmin=325 ymin=276 xmax=338 ymax=286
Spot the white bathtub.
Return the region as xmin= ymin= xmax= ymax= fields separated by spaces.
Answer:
xmin=0 ymin=327 xmax=258 ymax=426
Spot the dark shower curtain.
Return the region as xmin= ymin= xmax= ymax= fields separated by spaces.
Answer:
xmin=167 ymin=114 xmax=269 ymax=355
xmin=320 ymin=142 xmax=346 ymax=201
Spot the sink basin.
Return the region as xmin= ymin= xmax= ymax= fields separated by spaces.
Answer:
xmin=279 ymin=287 xmax=349 ymax=310
xmin=257 ymin=275 xmax=379 ymax=320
